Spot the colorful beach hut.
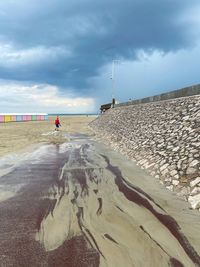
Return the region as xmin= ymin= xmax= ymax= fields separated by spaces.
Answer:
xmin=0 ymin=113 xmax=48 ymax=123
xmin=0 ymin=115 xmax=4 ymax=123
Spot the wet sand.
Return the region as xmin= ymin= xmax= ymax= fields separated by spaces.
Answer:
xmin=0 ymin=115 xmax=95 ymax=157
xmin=0 ymin=134 xmax=200 ymax=266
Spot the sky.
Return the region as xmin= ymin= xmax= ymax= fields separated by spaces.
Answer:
xmin=0 ymin=0 xmax=200 ymax=113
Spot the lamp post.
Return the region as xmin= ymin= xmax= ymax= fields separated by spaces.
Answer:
xmin=110 ymin=59 xmax=120 ymax=107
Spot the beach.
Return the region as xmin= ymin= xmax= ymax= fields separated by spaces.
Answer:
xmin=0 ymin=115 xmax=96 ymax=158
xmin=0 ymin=115 xmax=200 ymax=266
xmin=0 ymin=132 xmax=200 ymax=266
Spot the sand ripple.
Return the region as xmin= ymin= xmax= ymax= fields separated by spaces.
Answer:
xmin=35 ymin=141 xmax=200 ymax=267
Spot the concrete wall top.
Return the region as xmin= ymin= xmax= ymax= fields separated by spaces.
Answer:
xmin=115 ymin=83 xmax=200 ymax=107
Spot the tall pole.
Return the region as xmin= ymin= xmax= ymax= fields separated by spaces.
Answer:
xmin=111 ymin=59 xmax=120 ymax=106
xmin=111 ymin=60 xmax=115 ymax=99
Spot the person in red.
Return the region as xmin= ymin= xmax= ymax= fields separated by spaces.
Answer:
xmin=54 ymin=116 xmax=61 ymax=131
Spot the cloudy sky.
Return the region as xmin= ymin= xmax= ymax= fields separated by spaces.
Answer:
xmin=0 ymin=0 xmax=200 ymax=113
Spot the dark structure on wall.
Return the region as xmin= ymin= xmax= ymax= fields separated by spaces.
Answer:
xmin=100 ymin=98 xmax=116 ymax=113
xmin=100 ymin=98 xmax=115 ymax=113
xmin=100 ymin=103 xmax=112 ymax=113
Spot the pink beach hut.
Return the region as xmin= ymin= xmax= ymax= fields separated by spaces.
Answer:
xmin=36 ymin=115 xmax=41 ymax=121
xmin=27 ymin=115 xmax=32 ymax=121
xmin=11 ymin=115 xmax=16 ymax=122
xmin=22 ymin=115 xmax=27 ymax=121
xmin=0 ymin=115 xmax=4 ymax=122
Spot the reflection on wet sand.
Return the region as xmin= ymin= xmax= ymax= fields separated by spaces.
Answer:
xmin=0 ymin=136 xmax=200 ymax=266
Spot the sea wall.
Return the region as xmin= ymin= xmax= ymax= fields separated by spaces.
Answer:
xmin=116 ymin=83 xmax=200 ymax=107
xmin=90 ymin=95 xmax=200 ymax=210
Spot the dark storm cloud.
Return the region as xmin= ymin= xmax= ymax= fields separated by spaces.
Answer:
xmin=0 ymin=0 xmax=198 ymax=92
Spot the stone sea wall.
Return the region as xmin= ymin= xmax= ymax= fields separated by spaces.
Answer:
xmin=90 ymin=95 xmax=200 ymax=210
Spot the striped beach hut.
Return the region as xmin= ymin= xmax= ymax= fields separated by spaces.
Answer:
xmin=0 ymin=113 xmax=48 ymax=123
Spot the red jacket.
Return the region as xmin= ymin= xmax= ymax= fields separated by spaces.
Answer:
xmin=55 ymin=118 xmax=60 ymax=125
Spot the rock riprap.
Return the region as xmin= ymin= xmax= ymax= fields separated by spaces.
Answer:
xmin=90 ymin=95 xmax=200 ymax=210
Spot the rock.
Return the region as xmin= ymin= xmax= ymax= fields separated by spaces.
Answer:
xmin=138 ymin=159 xmax=148 ymax=165
xmin=172 ymin=180 xmax=179 ymax=186
xmin=158 ymin=151 xmax=166 ymax=156
xmin=190 ymin=149 xmax=199 ymax=153
xmin=191 ymin=187 xmax=200 ymax=195
xmin=166 ymin=185 xmax=173 ymax=191
xmin=189 ymin=160 xmax=199 ymax=167
xmin=160 ymin=163 xmax=169 ymax=171
xmin=174 ymin=174 xmax=180 ymax=179
xmin=182 ymin=115 xmax=190 ymax=120
xmin=188 ymin=194 xmax=200 ymax=209
xmin=192 ymin=142 xmax=200 ymax=147
xmin=168 ymin=164 xmax=177 ymax=171
xmin=161 ymin=168 xmax=168 ymax=176
xmin=144 ymin=162 xmax=155 ymax=169
xmin=172 ymin=146 xmax=180 ymax=152
xmin=186 ymin=167 xmax=197 ymax=175
xmin=170 ymin=170 xmax=178 ymax=176
xmin=177 ymin=160 xmax=182 ymax=170
xmin=160 ymin=159 xmax=167 ymax=165
xmin=190 ymin=177 xmax=200 ymax=187
xmin=188 ymin=157 xmax=194 ymax=163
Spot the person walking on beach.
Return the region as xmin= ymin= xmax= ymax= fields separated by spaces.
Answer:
xmin=54 ymin=116 xmax=61 ymax=131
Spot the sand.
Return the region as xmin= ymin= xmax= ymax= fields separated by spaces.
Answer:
xmin=0 ymin=118 xmax=200 ymax=266
xmin=31 ymin=140 xmax=200 ymax=266
xmin=0 ymin=115 xmax=96 ymax=158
